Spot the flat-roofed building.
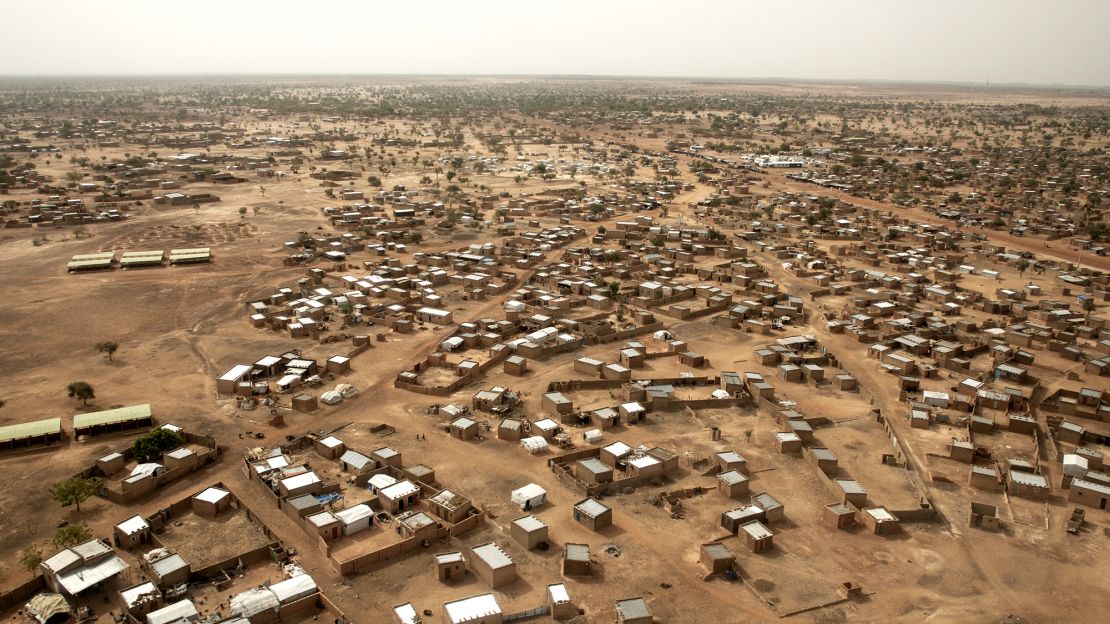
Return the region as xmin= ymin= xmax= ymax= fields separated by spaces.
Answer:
xmin=510 ymin=515 xmax=548 ymax=550
xmin=615 ymin=597 xmax=653 ymax=624
xmin=562 ymin=543 xmax=592 ymax=576
xmin=739 ymin=520 xmax=774 ymax=552
xmin=862 ymin=507 xmax=900 ymax=535
xmin=573 ymin=497 xmax=612 ymax=531
xmin=434 ymin=551 xmax=466 ymax=583
xmin=468 ymin=542 xmax=517 ymax=588
xmin=443 ymin=593 xmax=501 ymax=624
xmin=699 ymin=543 xmax=734 ymax=574
xmin=717 ymin=470 xmax=750 ymax=498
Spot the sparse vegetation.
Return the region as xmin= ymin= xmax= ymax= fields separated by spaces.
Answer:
xmin=50 ymin=477 xmax=97 ymax=512
xmin=95 ymin=341 xmax=119 ymax=361
xmin=66 ymin=381 xmax=95 ymax=406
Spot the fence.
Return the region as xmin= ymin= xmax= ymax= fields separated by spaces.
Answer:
xmin=332 ymin=525 xmax=451 ymax=575
xmin=589 ymin=321 xmax=666 ymax=345
xmin=0 ymin=575 xmax=46 ymax=612
xmin=504 ymin=606 xmax=551 ymax=622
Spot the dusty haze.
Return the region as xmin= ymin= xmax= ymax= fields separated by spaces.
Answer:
xmin=2 ymin=0 xmax=1109 ymax=85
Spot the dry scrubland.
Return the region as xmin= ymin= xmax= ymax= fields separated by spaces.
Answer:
xmin=0 ymin=77 xmax=1108 ymax=624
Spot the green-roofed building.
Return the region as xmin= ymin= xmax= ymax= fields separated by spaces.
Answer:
xmin=169 ymin=247 xmax=211 ymax=265
xmin=0 ymin=417 xmax=63 ymax=451
xmin=73 ymin=404 xmax=153 ymax=438
xmin=119 ymin=250 xmax=165 ymax=269
xmin=67 ymin=252 xmax=115 ymax=272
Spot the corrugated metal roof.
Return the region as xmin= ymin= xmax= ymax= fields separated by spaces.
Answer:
xmin=73 ymin=404 xmax=152 ymax=430
xmin=270 ymin=574 xmax=317 ymax=603
xmin=615 ymin=598 xmax=652 ymax=620
xmin=57 ymin=554 xmax=128 ymax=595
xmin=146 ymin=600 xmax=197 ymax=624
xmin=444 ymin=593 xmax=501 ymax=624
xmin=0 ymin=418 xmax=61 ymax=443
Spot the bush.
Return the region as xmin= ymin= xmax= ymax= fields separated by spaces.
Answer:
xmin=132 ymin=428 xmax=183 ymax=462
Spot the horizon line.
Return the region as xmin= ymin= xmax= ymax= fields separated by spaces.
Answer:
xmin=0 ymin=72 xmax=1108 ymax=91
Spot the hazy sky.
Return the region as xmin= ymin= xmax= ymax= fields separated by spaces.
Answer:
xmin=3 ymin=0 xmax=1109 ymax=85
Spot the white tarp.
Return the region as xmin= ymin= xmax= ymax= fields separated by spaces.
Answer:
xmin=520 ymin=435 xmax=548 ymax=454
xmin=511 ymin=483 xmax=547 ymax=509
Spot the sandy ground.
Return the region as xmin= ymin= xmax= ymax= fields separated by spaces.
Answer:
xmin=0 ymin=79 xmax=1107 ymax=624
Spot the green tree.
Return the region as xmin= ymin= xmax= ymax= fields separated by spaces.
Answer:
xmin=20 ymin=546 xmax=43 ymax=577
xmin=367 ymin=175 xmax=381 ymax=186
xmin=95 ymin=341 xmax=119 ymax=361
xmin=337 ymin=300 xmax=354 ymax=320
xmin=1016 ymin=259 xmax=1030 ymax=277
xmin=53 ymin=524 xmax=92 ymax=548
xmin=50 ymin=477 xmax=97 ymax=512
xmin=607 ymin=281 xmax=620 ymax=300
xmin=1082 ymin=298 xmax=1096 ymax=318
xmin=131 ymin=428 xmax=183 ymax=462
xmin=67 ymin=381 xmax=95 ymax=406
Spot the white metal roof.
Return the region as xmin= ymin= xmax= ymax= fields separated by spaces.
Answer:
xmin=116 ymin=515 xmax=150 ymax=536
xmin=281 ymin=472 xmax=321 ymax=491
xmin=270 ymin=574 xmax=317 ymax=604
xmin=56 ymin=554 xmax=128 ymax=595
xmin=575 ymin=498 xmax=610 ymax=518
xmin=150 ymin=553 xmax=188 ymax=578
xmin=604 ymin=441 xmax=632 ymax=455
xmin=381 ymin=480 xmax=419 ymax=501
xmin=146 ymin=600 xmax=197 ymax=624
xmin=740 ymin=520 xmax=773 ymax=540
xmin=194 ymin=487 xmax=230 ymax=505
xmin=340 ymin=450 xmax=373 ymax=469
xmin=471 ymin=542 xmax=514 ymax=570
xmin=307 ymin=511 xmax=339 ymax=527
xmin=548 ymin=583 xmax=570 ymax=604
xmin=865 ymin=507 xmax=897 ymax=522
xmin=219 ymin=364 xmax=253 ymax=382
xmin=393 ymin=603 xmax=420 ymax=624
xmin=335 ymin=504 xmax=373 ymax=525
xmin=119 ymin=582 xmax=159 ymax=609
xmin=444 ymin=593 xmax=501 ymax=624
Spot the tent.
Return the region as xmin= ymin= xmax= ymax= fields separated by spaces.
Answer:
xmin=520 ymin=435 xmax=549 ymax=454
xmin=25 ymin=593 xmax=69 ymax=624
xmin=320 ymin=391 xmax=343 ymax=405
xmin=511 ymin=483 xmax=547 ymax=510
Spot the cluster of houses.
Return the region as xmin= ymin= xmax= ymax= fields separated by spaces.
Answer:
xmin=25 ymin=482 xmax=335 ymax=624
